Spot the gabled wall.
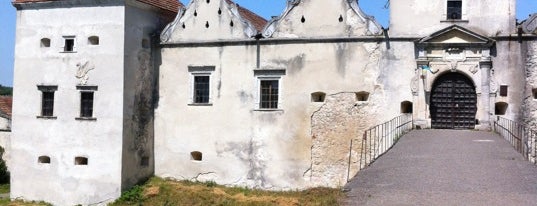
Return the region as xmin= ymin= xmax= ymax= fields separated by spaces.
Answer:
xmin=162 ymin=0 xmax=257 ymax=42
xmin=156 ymin=0 xmax=406 ymax=189
xmin=263 ymin=0 xmax=382 ymax=38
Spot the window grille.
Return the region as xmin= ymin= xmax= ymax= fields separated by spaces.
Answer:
xmin=260 ymin=80 xmax=279 ymax=109
xmin=194 ymin=76 xmax=210 ymax=103
xmin=80 ymin=92 xmax=94 ymax=118
xmin=42 ymin=91 xmax=55 ymax=117
xmin=447 ymin=0 xmax=462 ymax=20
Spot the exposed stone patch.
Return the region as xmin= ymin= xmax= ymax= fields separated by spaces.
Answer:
xmin=310 ymin=92 xmax=379 ymax=187
xmin=523 ymin=42 xmax=537 ymax=131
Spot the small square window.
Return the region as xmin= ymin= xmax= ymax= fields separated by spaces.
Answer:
xmin=75 ymin=157 xmax=88 ymax=165
xmin=193 ymin=76 xmax=210 ymax=104
xmin=63 ymin=36 xmax=76 ymax=52
xmin=447 ymin=0 xmax=462 ymax=20
xmin=499 ymin=85 xmax=508 ymax=97
xmin=40 ymin=38 xmax=51 ymax=48
xmin=88 ymin=36 xmax=99 ymax=45
xmin=260 ymin=80 xmax=279 ymax=109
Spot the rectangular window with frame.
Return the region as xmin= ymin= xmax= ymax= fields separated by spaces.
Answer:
xmin=76 ymin=85 xmax=97 ymax=120
xmin=42 ymin=91 xmax=55 ymax=117
xmin=80 ymin=92 xmax=94 ymax=118
xmin=37 ymin=85 xmax=58 ymax=118
xmin=260 ymin=80 xmax=279 ymax=109
xmin=193 ymin=75 xmax=210 ymax=104
xmin=447 ymin=0 xmax=462 ymax=20
xmin=188 ymin=66 xmax=215 ymax=106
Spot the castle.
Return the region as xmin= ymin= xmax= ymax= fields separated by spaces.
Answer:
xmin=9 ymin=0 xmax=537 ymax=205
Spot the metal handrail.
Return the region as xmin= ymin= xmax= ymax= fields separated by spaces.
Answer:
xmin=346 ymin=114 xmax=413 ymax=182
xmin=493 ymin=116 xmax=537 ymax=163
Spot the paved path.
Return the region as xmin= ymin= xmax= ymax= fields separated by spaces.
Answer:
xmin=343 ymin=130 xmax=537 ymax=206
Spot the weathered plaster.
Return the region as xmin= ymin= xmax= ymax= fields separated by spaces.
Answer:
xmin=263 ymin=0 xmax=382 ymax=38
xmin=162 ymin=0 xmax=258 ymax=43
xmin=310 ymin=92 xmax=379 ymax=187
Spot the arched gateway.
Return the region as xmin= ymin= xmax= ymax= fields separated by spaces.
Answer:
xmin=430 ymin=72 xmax=477 ymax=129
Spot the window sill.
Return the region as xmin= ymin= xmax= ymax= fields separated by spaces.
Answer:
xmin=440 ymin=19 xmax=469 ymax=23
xmin=60 ymin=51 xmax=77 ymax=53
xmin=75 ymin=117 xmax=97 ymax=121
xmin=253 ymin=109 xmax=284 ymax=112
xmin=188 ymin=103 xmax=213 ymax=106
xmin=36 ymin=116 xmax=57 ymax=120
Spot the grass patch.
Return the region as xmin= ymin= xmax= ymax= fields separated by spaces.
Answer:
xmin=0 ymin=184 xmax=8 ymax=194
xmin=111 ymin=177 xmax=344 ymax=206
xmin=0 ymin=199 xmax=51 ymax=206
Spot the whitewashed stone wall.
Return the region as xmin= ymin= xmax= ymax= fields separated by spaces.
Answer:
xmin=11 ymin=0 xmax=171 ymax=205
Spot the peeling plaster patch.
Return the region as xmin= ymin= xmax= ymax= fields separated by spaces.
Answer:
xmin=523 ymin=42 xmax=537 ymax=163
xmin=192 ymin=172 xmax=218 ymax=182
xmin=523 ymin=42 xmax=537 ymax=130
xmin=310 ymin=92 xmax=380 ymax=187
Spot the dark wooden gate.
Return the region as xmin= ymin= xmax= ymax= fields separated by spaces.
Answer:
xmin=430 ymin=72 xmax=477 ymax=129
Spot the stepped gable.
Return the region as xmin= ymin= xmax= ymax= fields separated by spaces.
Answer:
xmin=12 ymin=0 xmax=184 ymax=14
xmin=0 ymin=96 xmax=12 ymax=118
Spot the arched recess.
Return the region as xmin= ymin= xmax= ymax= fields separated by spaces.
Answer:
xmin=400 ymin=101 xmax=413 ymax=114
xmin=430 ymin=72 xmax=477 ymax=129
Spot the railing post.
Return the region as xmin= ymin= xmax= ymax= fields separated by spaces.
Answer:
xmin=347 ymin=139 xmax=353 ymax=182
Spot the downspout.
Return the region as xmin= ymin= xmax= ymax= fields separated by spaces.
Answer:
xmin=255 ymin=33 xmax=262 ymax=69
xmin=383 ymin=27 xmax=390 ymax=50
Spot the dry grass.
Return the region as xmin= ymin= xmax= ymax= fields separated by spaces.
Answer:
xmin=110 ymin=177 xmax=344 ymax=206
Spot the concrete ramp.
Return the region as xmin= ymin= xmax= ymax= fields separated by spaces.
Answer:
xmin=343 ymin=130 xmax=537 ymax=205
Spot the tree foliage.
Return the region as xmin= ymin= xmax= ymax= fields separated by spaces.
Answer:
xmin=0 ymin=85 xmax=12 ymax=96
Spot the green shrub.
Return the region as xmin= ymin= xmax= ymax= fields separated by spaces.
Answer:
xmin=117 ymin=185 xmax=144 ymax=203
xmin=0 ymin=147 xmax=10 ymax=184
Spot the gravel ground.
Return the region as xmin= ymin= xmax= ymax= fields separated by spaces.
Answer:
xmin=343 ymin=130 xmax=537 ymax=206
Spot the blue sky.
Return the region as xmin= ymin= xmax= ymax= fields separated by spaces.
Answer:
xmin=1 ymin=0 xmax=536 ymax=87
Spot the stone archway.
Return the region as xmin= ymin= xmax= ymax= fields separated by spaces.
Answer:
xmin=430 ymin=72 xmax=477 ymax=129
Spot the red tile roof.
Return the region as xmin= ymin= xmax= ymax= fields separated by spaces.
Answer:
xmin=0 ymin=97 xmax=12 ymax=118
xmin=225 ymin=0 xmax=267 ymax=31
xmin=12 ymin=0 xmax=184 ymax=13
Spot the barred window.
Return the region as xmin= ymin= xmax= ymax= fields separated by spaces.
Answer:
xmin=194 ymin=76 xmax=210 ymax=104
xmin=260 ymin=80 xmax=279 ymax=109
xmin=447 ymin=0 xmax=462 ymax=20
xmin=37 ymin=85 xmax=57 ymax=118
xmin=42 ymin=91 xmax=55 ymax=117
xmin=80 ymin=92 xmax=94 ymax=118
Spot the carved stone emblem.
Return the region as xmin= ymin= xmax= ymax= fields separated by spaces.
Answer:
xmin=449 ymin=60 xmax=459 ymax=72
xmin=411 ymin=69 xmax=420 ymax=95
xmin=460 ymin=63 xmax=479 ymax=74
xmin=490 ymin=69 xmax=498 ymax=93
xmin=75 ymin=61 xmax=94 ymax=85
